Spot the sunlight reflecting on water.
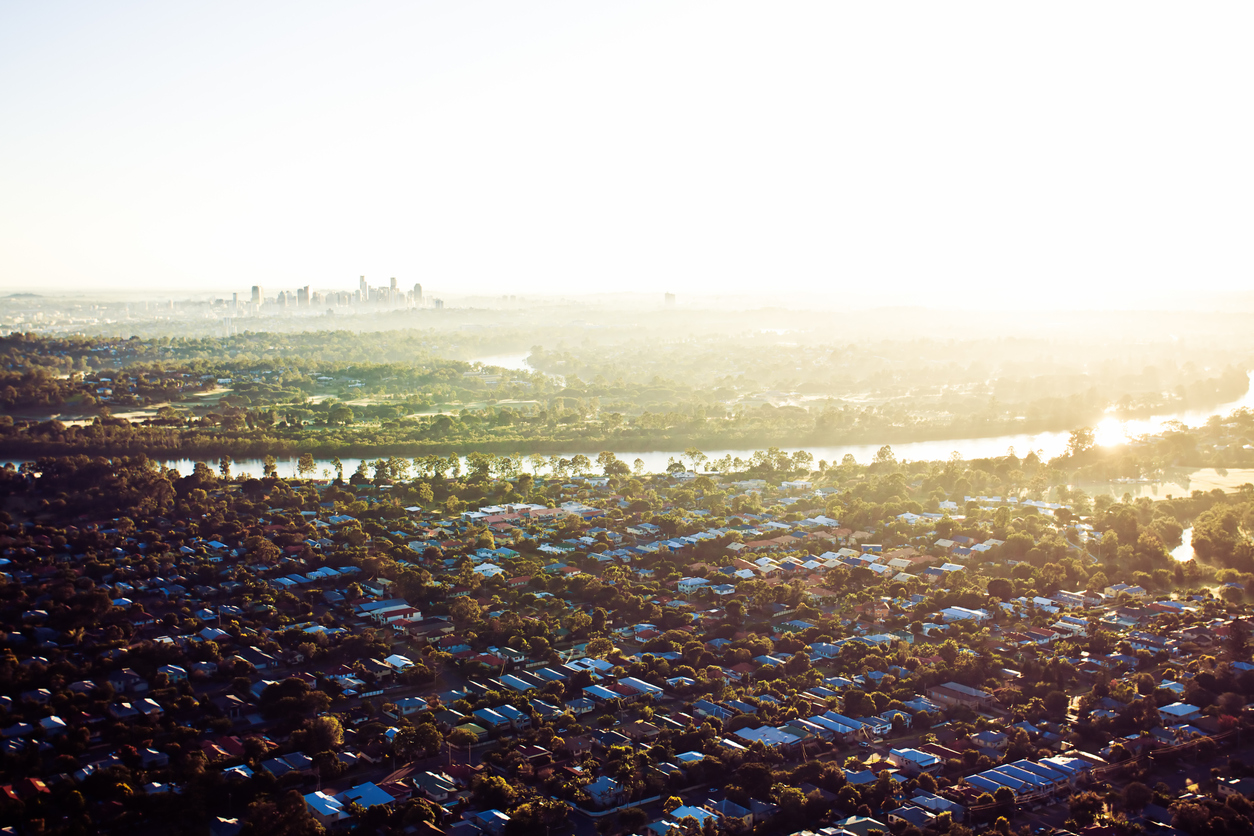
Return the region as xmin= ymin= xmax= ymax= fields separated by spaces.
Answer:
xmin=1091 ymin=371 xmax=1254 ymax=448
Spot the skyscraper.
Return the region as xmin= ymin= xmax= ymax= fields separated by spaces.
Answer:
xmin=251 ymin=285 xmax=262 ymax=305
xmin=413 ymin=283 xmax=423 ymax=305
xmin=359 ymin=276 xmax=368 ymax=298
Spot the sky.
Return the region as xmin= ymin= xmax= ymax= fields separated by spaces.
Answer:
xmin=2 ymin=1 xmax=1253 ymax=307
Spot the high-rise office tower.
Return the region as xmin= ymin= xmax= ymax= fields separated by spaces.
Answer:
xmin=359 ymin=276 xmax=368 ymax=299
xmin=413 ymin=283 xmax=423 ymax=305
xmin=251 ymin=286 xmax=262 ymax=304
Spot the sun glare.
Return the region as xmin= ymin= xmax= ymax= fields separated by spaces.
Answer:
xmin=1092 ymin=416 xmax=1132 ymax=448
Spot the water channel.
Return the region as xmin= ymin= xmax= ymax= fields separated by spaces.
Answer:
xmin=1171 ymin=527 xmax=1196 ymax=563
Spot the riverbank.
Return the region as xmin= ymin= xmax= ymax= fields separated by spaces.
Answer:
xmin=4 ymin=371 xmax=1253 ymax=475
xmin=0 ymin=418 xmax=1087 ymax=463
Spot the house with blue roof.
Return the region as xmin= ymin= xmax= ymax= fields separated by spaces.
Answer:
xmin=693 ymin=699 xmax=734 ymax=721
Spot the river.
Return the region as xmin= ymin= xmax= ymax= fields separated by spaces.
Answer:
xmin=7 ymin=370 xmax=1253 ymax=482
xmin=1172 ymin=527 xmax=1195 ymax=563
xmin=471 ymin=352 xmax=564 ymax=386
xmin=460 ymin=363 xmax=1254 ymax=471
xmin=470 ymin=353 xmax=537 ymax=373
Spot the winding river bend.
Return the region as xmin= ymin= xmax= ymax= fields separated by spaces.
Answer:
xmin=95 ymin=370 xmax=1254 ymax=482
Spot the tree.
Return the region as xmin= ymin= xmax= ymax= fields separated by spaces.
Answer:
xmin=617 ymin=807 xmax=648 ymax=834
xmin=585 ymin=637 xmax=614 ymax=657
xmin=1228 ymin=618 xmax=1250 ymax=661
xmin=240 ymin=789 xmax=326 ymax=836
xmin=1069 ymin=790 xmax=1104 ymax=826
xmin=472 ymin=775 xmax=517 ymax=810
xmin=1122 ymin=781 xmax=1152 ymax=812
xmin=466 ymin=452 xmax=494 ymax=482
xmin=987 ymin=578 xmax=1013 ymax=600
xmin=598 ymin=451 xmax=630 ymax=478
xmin=1171 ymin=802 xmax=1210 ymax=834
xmin=447 ymin=727 xmax=478 ymax=760
xmin=505 ymin=800 xmax=568 ymax=836
xmin=414 ymin=723 xmax=444 ymax=756
xmin=297 ymin=452 xmax=316 ymax=479
xmin=1067 ymin=427 xmax=1096 ymax=457
xmin=395 ymin=724 xmax=443 ymax=760
xmin=1217 ymin=691 xmax=1245 ymax=716
xmin=1043 ymin=690 xmax=1069 ymax=719
xmin=450 ymin=597 xmax=481 ymax=627
xmin=775 ymin=786 xmax=807 ymax=823
xmin=304 ymin=715 xmax=343 ymax=753
xmin=329 ymin=404 xmax=354 ymax=426
xmin=259 ymin=678 xmax=331 ymax=720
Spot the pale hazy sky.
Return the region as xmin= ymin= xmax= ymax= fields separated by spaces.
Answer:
xmin=2 ymin=2 xmax=1252 ymax=305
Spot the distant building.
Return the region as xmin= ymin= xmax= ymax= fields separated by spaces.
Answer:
xmin=413 ymin=282 xmax=423 ymax=305
xmin=251 ymin=285 xmax=262 ymax=304
xmin=664 ymin=292 xmax=676 ymax=307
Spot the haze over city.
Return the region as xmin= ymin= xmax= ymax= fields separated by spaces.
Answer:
xmin=4 ymin=1 xmax=1254 ymax=308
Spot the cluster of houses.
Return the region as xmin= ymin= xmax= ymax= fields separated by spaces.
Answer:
xmin=1 ymin=468 xmax=1249 ymax=835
